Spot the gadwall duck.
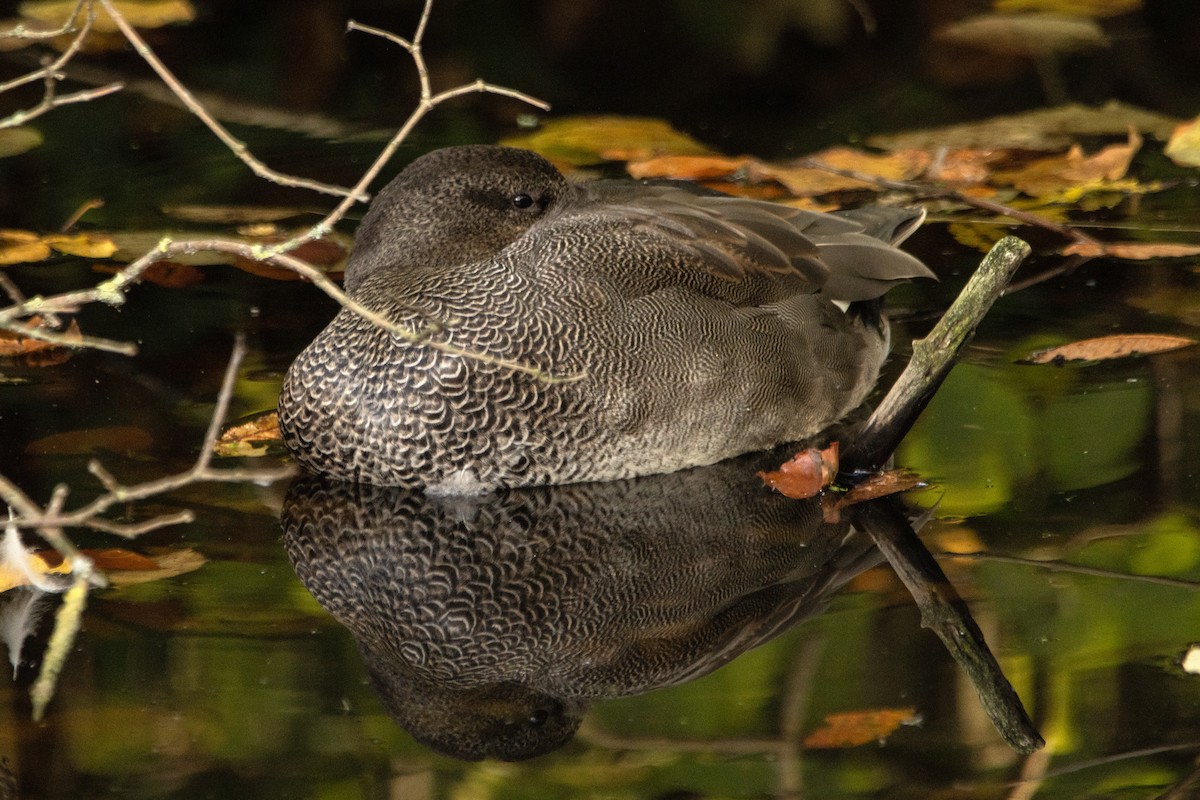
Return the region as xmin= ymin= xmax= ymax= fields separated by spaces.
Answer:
xmin=278 ymin=145 xmax=934 ymax=493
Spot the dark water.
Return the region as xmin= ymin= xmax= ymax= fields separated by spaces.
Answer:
xmin=4 ymin=2 xmax=1200 ymax=798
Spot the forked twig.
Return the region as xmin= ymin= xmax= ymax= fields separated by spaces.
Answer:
xmin=1 ymin=0 xmax=560 ymax=378
xmin=0 ymin=335 xmax=296 ymax=548
xmin=0 ymin=1 xmax=125 ymax=129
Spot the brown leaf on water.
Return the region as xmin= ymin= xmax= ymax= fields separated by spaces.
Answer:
xmin=0 ymin=229 xmax=51 ymax=265
xmin=105 ymin=548 xmax=206 ymax=587
xmin=992 ymin=129 xmax=1142 ymax=196
xmin=160 ymin=204 xmax=314 ymax=224
xmin=1022 ymin=334 xmax=1195 ymax=365
xmin=92 ymin=260 xmax=205 ymax=288
xmin=759 ymin=442 xmax=839 ymax=499
xmin=933 ymin=13 xmax=1108 ymax=57
xmin=1165 ymin=115 xmax=1200 ymax=168
xmin=804 ymin=707 xmax=920 ymax=749
xmin=216 ymin=411 xmax=281 ymax=457
xmin=1062 ymin=240 xmax=1200 ymax=260
xmin=837 ymin=469 xmax=926 ymax=507
xmin=25 ymin=425 xmax=153 ymax=456
xmin=0 ymin=318 xmax=82 ymax=357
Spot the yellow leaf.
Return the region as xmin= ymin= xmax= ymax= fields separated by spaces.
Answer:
xmin=500 ymin=116 xmax=713 ymax=166
xmin=993 ymin=0 xmax=1142 ymax=18
xmin=18 ymin=0 xmax=196 ymax=33
xmin=0 ymin=535 xmax=69 ymax=594
xmin=43 ymin=232 xmax=118 ymax=259
xmin=0 ymin=126 xmax=43 ymax=158
xmin=948 ymin=222 xmax=1006 ymax=253
xmin=0 ymin=229 xmax=51 ymax=265
xmin=1165 ymin=116 xmax=1200 ymax=168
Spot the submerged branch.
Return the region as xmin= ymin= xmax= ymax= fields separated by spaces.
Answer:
xmin=855 ymin=499 xmax=1045 ymax=754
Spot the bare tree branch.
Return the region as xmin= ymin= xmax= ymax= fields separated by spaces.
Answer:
xmin=1 ymin=0 xmax=558 ymax=379
xmin=2 ymin=335 xmax=295 ymax=548
xmin=0 ymin=1 xmax=125 ymax=129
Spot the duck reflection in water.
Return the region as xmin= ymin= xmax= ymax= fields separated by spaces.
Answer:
xmin=282 ymin=448 xmax=883 ymax=761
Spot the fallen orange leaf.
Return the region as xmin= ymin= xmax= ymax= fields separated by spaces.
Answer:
xmin=625 ymin=155 xmax=755 ymax=182
xmin=7 ymin=547 xmax=207 ymax=592
xmin=759 ymin=148 xmax=930 ymax=197
xmin=993 ymin=129 xmax=1141 ymax=196
xmin=804 ymin=707 xmax=920 ymax=749
xmin=758 ymin=442 xmax=839 ymax=499
xmin=25 ymin=425 xmax=153 ymax=456
xmin=230 ymin=235 xmax=347 ymax=281
xmin=1023 ymin=333 xmax=1195 ymax=364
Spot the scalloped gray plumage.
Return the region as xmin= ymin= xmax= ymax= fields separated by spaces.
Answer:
xmin=278 ymin=145 xmax=934 ymax=492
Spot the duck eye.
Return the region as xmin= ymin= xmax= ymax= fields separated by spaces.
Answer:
xmin=512 ymin=193 xmax=534 ymax=210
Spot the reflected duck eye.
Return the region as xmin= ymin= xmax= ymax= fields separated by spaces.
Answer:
xmin=512 ymin=193 xmax=535 ymax=210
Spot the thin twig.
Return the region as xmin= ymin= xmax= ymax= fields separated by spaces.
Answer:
xmin=93 ymin=0 xmax=362 ymax=199
xmin=0 ymin=0 xmax=87 ymax=39
xmin=1 ymin=237 xmax=574 ymax=379
xmin=0 ymin=1 xmax=124 ymax=130
xmin=2 ymin=336 xmax=295 ymax=543
xmin=2 ymin=1 xmax=557 ymax=381
xmin=0 ymin=272 xmax=26 ymax=305
xmin=2 ymin=318 xmax=135 ymax=356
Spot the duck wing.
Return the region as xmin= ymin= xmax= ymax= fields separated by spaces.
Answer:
xmin=575 ymin=182 xmax=933 ymax=303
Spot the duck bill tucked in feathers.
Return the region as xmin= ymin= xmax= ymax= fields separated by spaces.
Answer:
xmin=278 ymin=145 xmax=934 ymax=493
